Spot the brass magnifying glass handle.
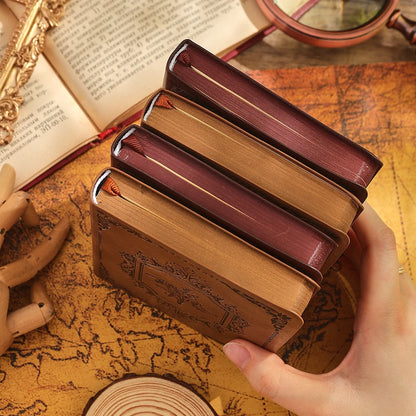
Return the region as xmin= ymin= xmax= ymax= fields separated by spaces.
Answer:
xmin=387 ymin=10 xmax=416 ymax=44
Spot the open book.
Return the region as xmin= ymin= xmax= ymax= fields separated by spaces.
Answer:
xmin=0 ymin=0 xmax=270 ymax=190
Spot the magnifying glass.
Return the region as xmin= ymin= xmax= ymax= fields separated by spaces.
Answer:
xmin=257 ymin=0 xmax=416 ymax=47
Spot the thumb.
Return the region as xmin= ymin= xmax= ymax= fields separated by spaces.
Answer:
xmin=223 ymin=339 xmax=329 ymax=415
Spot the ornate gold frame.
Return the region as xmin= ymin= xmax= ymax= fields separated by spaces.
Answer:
xmin=0 ymin=0 xmax=65 ymax=145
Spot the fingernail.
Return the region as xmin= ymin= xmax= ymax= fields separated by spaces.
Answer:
xmin=223 ymin=342 xmax=251 ymax=370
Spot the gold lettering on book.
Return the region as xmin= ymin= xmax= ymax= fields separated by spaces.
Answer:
xmin=0 ymin=0 xmax=66 ymax=146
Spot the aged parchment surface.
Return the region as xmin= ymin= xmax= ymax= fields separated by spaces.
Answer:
xmin=0 ymin=62 xmax=414 ymax=415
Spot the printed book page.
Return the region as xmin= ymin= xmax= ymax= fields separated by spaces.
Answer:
xmin=0 ymin=2 xmax=98 ymax=190
xmin=1 ymin=0 xmax=268 ymax=189
xmin=43 ymin=0 xmax=266 ymax=130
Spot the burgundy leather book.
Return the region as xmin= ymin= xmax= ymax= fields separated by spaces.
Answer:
xmin=111 ymin=125 xmax=338 ymax=284
xmin=164 ymin=39 xmax=383 ymax=202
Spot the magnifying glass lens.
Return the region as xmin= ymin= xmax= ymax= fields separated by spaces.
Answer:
xmin=275 ymin=0 xmax=388 ymax=31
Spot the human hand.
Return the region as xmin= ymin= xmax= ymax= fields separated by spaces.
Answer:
xmin=0 ymin=164 xmax=70 ymax=356
xmin=223 ymin=203 xmax=416 ymax=416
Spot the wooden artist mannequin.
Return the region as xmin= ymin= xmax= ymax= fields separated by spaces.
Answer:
xmin=0 ymin=164 xmax=70 ymax=356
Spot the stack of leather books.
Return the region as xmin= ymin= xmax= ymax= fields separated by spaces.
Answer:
xmin=91 ymin=40 xmax=382 ymax=352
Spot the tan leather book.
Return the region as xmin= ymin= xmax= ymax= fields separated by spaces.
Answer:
xmin=91 ymin=168 xmax=320 ymax=352
xmin=141 ymin=89 xmax=363 ymax=263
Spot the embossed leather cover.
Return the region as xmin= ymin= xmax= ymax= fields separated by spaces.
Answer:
xmin=91 ymin=168 xmax=319 ymax=352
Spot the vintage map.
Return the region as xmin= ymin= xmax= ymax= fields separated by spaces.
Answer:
xmin=0 ymin=61 xmax=414 ymax=415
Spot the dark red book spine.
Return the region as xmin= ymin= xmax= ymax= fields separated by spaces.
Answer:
xmin=164 ymin=39 xmax=383 ymax=202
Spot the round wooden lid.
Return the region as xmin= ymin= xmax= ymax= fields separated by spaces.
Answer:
xmin=83 ymin=374 xmax=218 ymax=416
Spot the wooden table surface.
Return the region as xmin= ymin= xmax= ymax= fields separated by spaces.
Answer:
xmin=230 ymin=0 xmax=415 ymax=70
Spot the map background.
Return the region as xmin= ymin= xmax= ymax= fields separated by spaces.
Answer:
xmin=0 ymin=61 xmax=414 ymax=415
